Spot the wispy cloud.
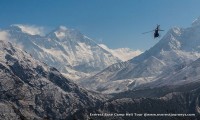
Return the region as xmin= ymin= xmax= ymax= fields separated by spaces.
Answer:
xmin=0 ymin=30 xmax=25 ymax=49
xmin=0 ymin=31 xmax=10 ymax=41
xmin=13 ymin=24 xmax=46 ymax=36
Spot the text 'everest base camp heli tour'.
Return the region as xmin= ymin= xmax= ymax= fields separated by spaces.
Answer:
xmin=1 ymin=3 xmax=200 ymax=120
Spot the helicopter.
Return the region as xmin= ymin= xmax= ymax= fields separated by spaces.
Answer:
xmin=142 ymin=25 xmax=164 ymax=38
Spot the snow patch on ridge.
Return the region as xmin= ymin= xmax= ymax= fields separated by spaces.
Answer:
xmin=99 ymin=44 xmax=142 ymax=61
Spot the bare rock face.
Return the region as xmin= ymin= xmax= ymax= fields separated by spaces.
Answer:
xmin=0 ymin=40 xmax=106 ymax=120
xmin=88 ymin=86 xmax=200 ymax=120
xmin=0 ymin=101 xmax=21 ymax=120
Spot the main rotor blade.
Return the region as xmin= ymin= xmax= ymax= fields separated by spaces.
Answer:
xmin=142 ymin=30 xmax=154 ymax=34
xmin=159 ymin=30 xmax=164 ymax=31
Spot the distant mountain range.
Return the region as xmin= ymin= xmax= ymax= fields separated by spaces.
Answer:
xmin=1 ymin=17 xmax=200 ymax=120
xmin=0 ymin=25 xmax=141 ymax=80
xmin=79 ymin=17 xmax=200 ymax=94
xmin=1 ymin=38 xmax=200 ymax=120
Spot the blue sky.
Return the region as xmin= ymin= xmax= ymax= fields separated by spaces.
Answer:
xmin=0 ymin=0 xmax=200 ymax=51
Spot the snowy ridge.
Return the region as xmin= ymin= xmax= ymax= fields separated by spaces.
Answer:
xmin=99 ymin=44 xmax=142 ymax=61
xmin=81 ymin=17 xmax=200 ymax=93
xmin=1 ymin=25 xmax=123 ymax=80
xmin=143 ymin=57 xmax=200 ymax=88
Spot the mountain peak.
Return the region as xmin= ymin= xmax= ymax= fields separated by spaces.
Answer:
xmin=8 ymin=25 xmax=23 ymax=32
xmin=54 ymin=25 xmax=79 ymax=33
xmin=58 ymin=25 xmax=68 ymax=31
xmin=171 ymin=27 xmax=182 ymax=36
xmin=52 ymin=26 xmax=82 ymax=40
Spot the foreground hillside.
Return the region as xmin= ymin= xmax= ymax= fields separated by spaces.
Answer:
xmin=0 ymin=40 xmax=106 ymax=120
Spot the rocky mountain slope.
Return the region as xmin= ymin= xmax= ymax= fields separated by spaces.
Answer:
xmin=0 ymin=40 xmax=106 ymax=120
xmin=83 ymin=58 xmax=200 ymax=119
xmin=92 ymin=89 xmax=200 ymax=120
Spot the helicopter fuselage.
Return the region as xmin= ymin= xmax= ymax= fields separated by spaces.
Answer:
xmin=154 ymin=29 xmax=159 ymax=38
xmin=142 ymin=25 xmax=163 ymax=39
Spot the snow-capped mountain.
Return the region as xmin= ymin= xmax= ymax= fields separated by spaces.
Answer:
xmin=1 ymin=40 xmax=200 ymax=120
xmin=80 ymin=17 xmax=200 ymax=93
xmin=0 ymin=40 xmax=106 ymax=120
xmin=99 ymin=44 xmax=142 ymax=61
xmin=1 ymin=22 xmax=200 ymax=120
xmin=1 ymin=25 xmax=123 ymax=80
xmin=139 ymin=57 xmax=200 ymax=89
